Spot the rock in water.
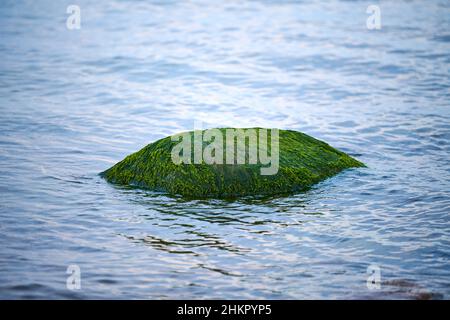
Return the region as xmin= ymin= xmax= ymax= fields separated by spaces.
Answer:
xmin=100 ymin=128 xmax=364 ymax=198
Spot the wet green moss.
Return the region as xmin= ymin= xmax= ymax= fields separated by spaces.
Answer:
xmin=100 ymin=128 xmax=364 ymax=198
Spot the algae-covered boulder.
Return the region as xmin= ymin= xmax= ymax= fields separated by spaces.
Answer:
xmin=101 ymin=128 xmax=364 ymax=198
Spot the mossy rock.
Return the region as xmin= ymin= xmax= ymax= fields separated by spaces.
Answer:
xmin=100 ymin=128 xmax=364 ymax=198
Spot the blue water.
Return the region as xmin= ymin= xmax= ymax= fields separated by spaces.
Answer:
xmin=1 ymin=0 xmax=449 ymax=299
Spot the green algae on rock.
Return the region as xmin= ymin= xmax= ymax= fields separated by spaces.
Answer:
xmin=100 ymin=128 xmax=364 ymax=198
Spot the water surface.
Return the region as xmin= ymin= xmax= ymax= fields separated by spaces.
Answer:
xmin=0 ymin=0 xmax=449 ymax=299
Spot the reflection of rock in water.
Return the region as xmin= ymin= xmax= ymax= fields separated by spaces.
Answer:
xmin=360 ymin=279 xmax=443 ymax=300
